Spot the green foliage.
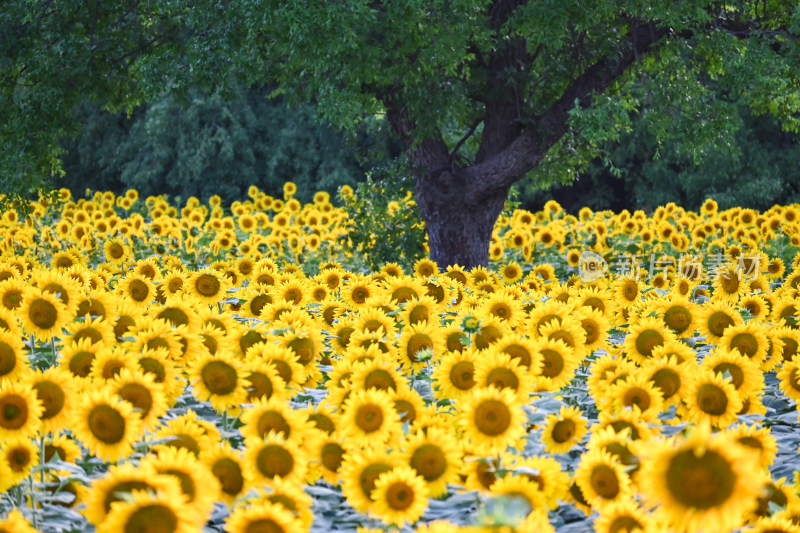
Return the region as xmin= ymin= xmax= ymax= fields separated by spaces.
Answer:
xmin=339 ymin=162 xmax=427 ymax=272
xmin=522 ymin=104 xmax=800 ymax=212
xmin=58 ymin=88 xmax=397 ymax=204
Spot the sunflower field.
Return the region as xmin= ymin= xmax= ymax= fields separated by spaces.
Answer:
xmin=0 ymin=185 xmax=800 ymax=533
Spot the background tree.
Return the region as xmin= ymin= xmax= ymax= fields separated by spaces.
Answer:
xmin=3 ymin=1 xmax=800 ymax=267
xmin=59 ymin=87 xmax=397 ymax=203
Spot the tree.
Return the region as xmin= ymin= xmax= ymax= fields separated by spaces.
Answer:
xmin=58 ymin=87 xmax=397 ymax=203
xmin=3 ymin=1 xmax=800 ymax=267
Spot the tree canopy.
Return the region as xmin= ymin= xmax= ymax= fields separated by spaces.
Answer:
xmin=3 ymin=1 xmax=800 ymax=266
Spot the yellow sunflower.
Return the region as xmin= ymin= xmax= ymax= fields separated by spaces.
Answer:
xmin=638 ymin=426 xmax=765 ymax=533
xmin=719 ymin=322 xmax=770 ymax=365
xmin=725 ymin=423 xmax=778 ymax=470
xmin=340 ymin=388 xmax=402 ymax=449
xmin=370 ymin=465 xmax=429 ymax=527
xmin=399 ymin=427 xmax=461 ymax=498
xmin=623 ymin=316 xmax=677 ymax=365
xmin=684 ymin=369 xmax=743 ymax=428
xmin=575 ymin=448 xmax=633 ymax=508
xmin=532 ymin=338 xmax=581 ymax=390
xmin=96 ymin=484 xmax=200 ymax=533
xmin=116 ymin=273 xmax=156 ymax=308
xmin=507 ymin=454 xmax=570 ymax=509
xmin=140 ymin=446 xmax=221 ymax=520
xmin=458 ymin=386 xmax=526 ymax=456
xmin=398 ymin=321 xmax=445 ymax=372
xmin=642 ymin=356 xmax=688 ymax=408
xmin=0 ymin=509 xmax=37 ymax=533
xmin=19 ymin=286 xmax=70 ymax=339
xmin=474 ymin=349 xmax=535 ymax=401
xmin=702 ymin=347 xmax=764 ymax=398
xmin=0 ymin=381 xmax=43 ymax=440
xmin=541 ymin=405 xmax=589 ymax=454
xmin=245 ymin=432 xmax=308 ymax=485
xmin=432 ymin=348 xmax=478 ymax=401
xmin=225 ymin=500 xmax=304 ymax=533
xmin=240 ymin=396 xmax=312 ymax=445
xmin=0 ymin=328 xmax=30 ymax=384
xmin=341 ymin=446 xmax=401 ymax=513
xmin=604 ymin=371 xmax=665 ymax=422
xmin=187 ymin=351 xmax=247 ymax=413
xmin=1 ymin=436 xmax=38 ymax=485
xmin=697 ymin=300 xmax=743 ymax=343
xmin=73 ymin=388 xmax=142 ymax=462
xmin=108 ymin=368 xmax=169 ymax=431
xmin=202 ymin=442 xmax=252 ymax=506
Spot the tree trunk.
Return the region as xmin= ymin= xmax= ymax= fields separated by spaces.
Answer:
xmin=415 ymin=170 xmax=509 ymax=269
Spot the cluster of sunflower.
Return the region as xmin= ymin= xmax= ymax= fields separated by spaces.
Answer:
xmin=1 ymin=187 xmax=800 ymax=532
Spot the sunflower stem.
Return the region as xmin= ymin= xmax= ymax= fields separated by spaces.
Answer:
xmin=29 ymin=473 xmax=38 ymax=530
xmin=50 ymin=335 xmax=57 ymax=368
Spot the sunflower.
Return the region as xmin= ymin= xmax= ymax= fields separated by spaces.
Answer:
xmin=74 ymin=388 xmax=142 ymax=462
xmin=494 ymin=334 xmax=543 ymax=375
xmin=225 ymin=500 xmax=304 ymax=533
xmin=0 ymin=328 xmax=29 ymax=384
xmin=203 ymin=443 xmax=252 ymax=506
xmin=479 ymin=290 xmax=526 ymax=328
xmin=778 ymin=358 xmax=800 ymax=401
xmin=350 ymin=356 xmax=404 ymax=394
xmin=140 ymin=447 xmax=221 ymax=520
xmin=116 ymin=273 xmax=156 ymax=308
xmin=151 ymin=294 xmax=202 ymax=331
xmin=352 ymin=306 xmax=397 ymax=340
xmin=108 ymin=368 xmax=168 ymax=431
xmin=749 ymin=516 xmax=800 ymax=533
xmin=369 ymin=464 xmax=429 ymax=527
xmin=719 ymin=322 xmax=770 ymax=365
xmin=642 ymin=356 xmax=688 ymax=408
xmin=623 ymin=316 xmax=676 ymax=365
xmin=614 ymin=277 xmax=644 ymax=308
xmin=0 ymin=509 xmax=37 ymax=533
xmin=575 ymin=448 xmax=633 ymax=508
xmin=151 ymin=412 xmax=216 ymax=459
xmin=697 ymin=300 xmax=743 ymax=343
xmin=75 ymin=289 xmax=116 ymax=321
xmin=459 ymin=386 xmax=526 ymax=456
xmin=507 ymin=454 xmax=570 ymax=509
xmin=656 ymin=294 xmax=697 ymax=338
xmin=187 ymin=351 xmax=246 ymax=413
xmin=703 ymin=347 xmax=764 ymax=398
xmin=487 ymin=475 xmax=548 ymax=519
xmin=1 ymin=436 xmax=38 ymax=485
xmin=340 ymin=388 xmax=402 ymax=449
xmin=432 ymin=348 xmax=477 ymax=401
xmin=638 ymin=426 xmax=765 ymax=533
xmin=19 ymin=286 xmax=70 ymax=339
xmin=397 ymin=321 xmax=444 ymax=372
xmin=711 ymin=263 xmax=747 ymax=302
xmin=541 ymin=405 xmax=589 ymax=454
xmin=725 ymin=423 xmax=778 ymax=470
xmin=26 ymin=367 xmax=76 ymax=435
xmin=0 ymin=380 xmax=42 ymax=441
xmin=257 ymin=477 xmax=315 ymax=530
xmin=474 ymin=349 xmax=535 ymax=401
xmin=102 ymin=237 xmax=132 ymax=267
xmin=245 ymin=432 xmax=308 ymax=485
xmin=586 ymin=426 xmax=641 ymax=478
xmin=399 ymin=427 xmax=461 ymax=498
xmin=340 ymin=446 xmax=400 ymax=513
xmin=597 ymin=408 xmax=656 ymax=442
xmin=0 ymin=278 xmax=25 ymax=312
xmin=773 ymin=295 xmax=800 ymax=329
xmin=240 ymin=396 xmax=312 ymax=445
xmin=604 ymin=372 xmax=665 ymax=422
xmin=32 ymin=269 xmax=81 ymax=313
xmin=532 ymin=338 xmax=581 ymax=390
xmin=96 ymin=484 xmax=200 ymax=533
xmin=248 ymin=343 xmax=305 ymax=389
xmin=538 ymin=315 xmax=587 ymax=357
xmin=398 ymin=295 xmax=441 ymax=327
xmin=62 ymin=314 xmax=116 ymax=348
xmin=684 ymin=369 xmax=743 ymax=428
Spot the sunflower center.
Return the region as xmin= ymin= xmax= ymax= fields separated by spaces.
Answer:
xmin=246 ymin=372 xmax=274 ymax=402
xmin=321 ymin=442 xmax=345 ymax=472
xmin=244 ymin=518 xmax=285 ymax=533
xmin=0 ymin=394 xmax=28 ymax=429
xmin=410 ymin=444 xmax=447 ymax=481
xmin=651 ymin=368 xmax=681 ymax=399
xmin=103 ymin=481 xmax=154 ymax=512
xmin=707 ymin=311 xmax=735 ymax=338
xmin=286 ymin=338 xmax=315 ymax=365
xmin=664 ymin=306 xmax=691 ymax=334
xmin=635 ymin=329 xmax=664 ymax=358
xmin=582 ymin=319 xmax=600 ymax=344
xmin=201 ymin=360 xmax=238 ymax=395
xmin=551 ymin=419 xmax=576 ymax=443
xmin=2 ymin=289 xmax=22 ymax=310
xmin=355 ymin=404 xmax=384 ymax=433
xmin=157 ymin=307 xmax=189 ymax=328
xmin=609 ymin=516 xmax=643 ymax=533
xmin=359 ymin=463 xmax=393 ymax=498
xmin=28 ymin=298 xmax=58 ymax=330
xmin=696 ymin=383 xmax=729 ymax=416
xmin=33 ymin=381 xmax=65 ymax=420
xmin=115 ymin=316 xmax=136 ymax=340
xmin=729 ymin=333 xmax=758 ymax=358
xmin=501 ymin=345 xmax=532 ymax=369
xmin=69 ymin=351 xmax=95 ymax=378
xmin=406 ymin=333 xmax=433 ymax=363
xmin=486 ymin=367 xmax=519 ymax=392
xmin=88 ymin=404 xmax=126 ymax=444
xmin=364 ymin=369 xmax=396 ymax=392
xmin=7 ymin=446 xmax=31 ymax=471
xmin=713 ymin=363 xmax=744 ymax=389
xmin=622 ymin=281 xmax=638 ymax=302
xmin=590 ymin=464 xmax=620 ymax=499
xmin=123 ymin=504 xmax=178 ymax=533
xmin=474 ymin=399 xmax=511 ymax=437
xmin=0 ymin=341 xmax=17 ymax=376
xmin=117 ymin=383 xmax=153 ymax=417
xmin=256 ymin=444 xmax=294 ymax=479
xmin=309 ymin=414 xmax=335 ymax=435
xmin=408 ymin=306 xmax=429 ymax=325
xmin=719 ymin=272 xmax=740 ymax=294
xmin=666 ymin=449 xmax=736 ymax=509
xmin=623 ymin=387 xmax=651 ymax=411
xmin=162 ymin=469 xmax=196 ymax=501
xmin=257 ymin=411 xmax=291 ymax=439
xmin=394 ymin=399 xmax=416 ymax=424
xmin=127 ymin=280 xmax=150 ymax=302
xmin=108 ymin=243 xmax=125 ymax=259
xmin=385 ymin=481 xmax=415 ymax=511
xmin=212 ymin=457 xmax=244 ymax=496
xmin=475 ymin=326 xmax=503 ymax=350
xmin=449 ymin=361 xmax=475 ymax=390
xmin=540 ymin=349 xmax=565 ymax=378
